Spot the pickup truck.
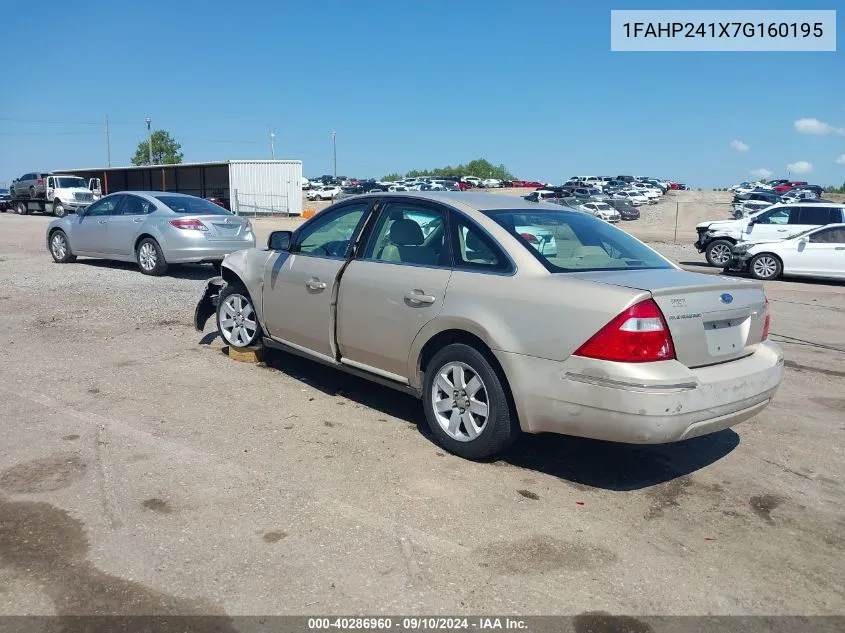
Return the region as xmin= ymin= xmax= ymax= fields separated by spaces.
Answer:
xmin=695 ymin=202 xmax=845 ymax=267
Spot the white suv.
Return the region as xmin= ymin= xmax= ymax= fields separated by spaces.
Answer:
xmin=695 ymin=202 xmax=845 ymax=267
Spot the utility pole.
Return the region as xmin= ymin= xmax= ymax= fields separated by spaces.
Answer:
xmin=269 ymin=128 xmax=276 ymax=160
xmin=332 ymin=131 xmax=337 ymax=178
xmin=145 ymin=116 xmax=153 ymax=165
xmin=105 ymin=114 xmax=111 ymax=167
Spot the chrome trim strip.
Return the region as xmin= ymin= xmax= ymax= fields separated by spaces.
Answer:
xmin=340 ymin=358 xmax=409 ymax=384
xmin=563 ymin=372 xmax=697 ymax=392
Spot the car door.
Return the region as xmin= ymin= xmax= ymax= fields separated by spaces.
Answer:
xmin=335 ymin=199 xmax=452 ymax=382
xmin=790 ymin=226 xmax=845 ymax=278
xmin=106 ymin=194 xmax=156 ymax=256
xmin=261 ymin=200 xmax=373 ymax=361
xmin=71 ymin=195 xmax=125 ymax=254
xmin=744 ymin=206 xmax=792 ymax=240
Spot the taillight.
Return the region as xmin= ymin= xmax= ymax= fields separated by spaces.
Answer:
xmin=243 ymin=219 xmax=253 ymax=232
xmin=37 ymin=178 xmax=44 ymax=185
xmin=761 ymin=297 xmax=771 ymax=340
xmin=169 ymin=218 xmax=208 ymax=231
xmin=520 ymin=232 xmax=539 ymax=244
xmin=574 ymin=299 xmax=675 ymax=363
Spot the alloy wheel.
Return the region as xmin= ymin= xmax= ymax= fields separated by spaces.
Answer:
xmin=51 ymin=233 xmax=67 ymax=259
xmin=752 ymin=255 xmax=778 ymax=279
xmin=219 ymin=294 xmax=258 ymax=347
xmin=138 ymin=242 xmax=157 ymax=271
xmin=431 ymin=361 xmax=489 ymax=442
xmin=709 ymin=243 xmax=732 ymax=266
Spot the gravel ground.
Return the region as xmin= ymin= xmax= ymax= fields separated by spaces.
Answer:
xmin=1 ymin=210 xmax=845 ymax=620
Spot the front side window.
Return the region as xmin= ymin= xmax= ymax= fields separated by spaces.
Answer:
xmin=85 ymin=195 xmax=124 ymax=217
xmin=756 ymin=207 xmax=790 ymax=224
xmin=809 ymin=227 xmax=845 ymax=243
xmin=485 ymin=209 xmax=672 ymax=272
xmin=295 ymin=202 xmax=369 ymax=258
xmin=363 ymin=202 xmax=449 ymax=267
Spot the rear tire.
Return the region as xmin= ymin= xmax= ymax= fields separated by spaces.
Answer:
xmin=705 ymin=239 xmax=734 ymax=268
xmin=216 ymin=283 xmax=262 ymax=349
xmin=136 ymin=238 xmax=168 ymax=276
xmin=422 ymin=343 xmax=519 ymax=461
xmin=16 ymin=201 xmax=28 ymax=215
xmin=49 ymin=230 xmax=76 ymax=263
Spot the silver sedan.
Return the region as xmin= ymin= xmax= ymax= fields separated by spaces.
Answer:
xmin=46 ymin=192 xmax=255 ymax=275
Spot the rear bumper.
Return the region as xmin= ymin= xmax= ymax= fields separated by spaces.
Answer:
xmin=495 ymin=341 xmax=783 ymax=444
xmin=161 ymin=239 xmax=255 ymax=263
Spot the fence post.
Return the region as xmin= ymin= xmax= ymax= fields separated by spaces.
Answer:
xmin=232 ymin=188 xmax=239 ymax=215
xmin=673 ymin=202 xmax=679 ymax=244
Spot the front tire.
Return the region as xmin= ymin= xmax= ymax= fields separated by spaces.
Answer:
xmin=749 ymin=253 xmax=782 ymax=280
xmin=49 ymin=230 xmax=76 ymax=263
xmin=136 ymin=238 xmax=168 ymax=276
xmin=705 ymin=239 xmax=734 ymax=268
xmin=422 ymin=343 xmax=518 ymax=460
xmin=53 ymin=201 xmax=66 ymax=218
xmin=216 ymin=284 xmax=262 ymax=349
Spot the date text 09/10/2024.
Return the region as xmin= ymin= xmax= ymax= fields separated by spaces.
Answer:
xmin=307 ymin=617 xmax=527 ymax=630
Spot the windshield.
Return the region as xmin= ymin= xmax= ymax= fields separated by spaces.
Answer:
xmin=484 ymin=209 xmax=673 ymax=272
xmin=55 ymin=177 xmax=86 ymax=188
xmin=154 ymin=195 xmax=233 ymax=215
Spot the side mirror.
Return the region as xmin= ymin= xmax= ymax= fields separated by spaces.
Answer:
xmin=75 ymin=206 xmax=86 ymax=217
xmin=268 ymin=230 xmax=292 ymax=251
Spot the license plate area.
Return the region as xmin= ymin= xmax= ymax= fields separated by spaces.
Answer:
xmin=704 ymin=316 xmax=749 ymax=356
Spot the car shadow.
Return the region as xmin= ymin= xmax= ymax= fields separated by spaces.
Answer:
xmin=237 ymin=345 xmax=739 ymax=491
xmin=75 ymin=259 xmax=218 ymax=280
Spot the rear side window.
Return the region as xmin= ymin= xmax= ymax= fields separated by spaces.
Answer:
xmin=450 ymin=213 xmax=511 ymax=273
xmin=795 ymin=206 xmax=839 ymax=225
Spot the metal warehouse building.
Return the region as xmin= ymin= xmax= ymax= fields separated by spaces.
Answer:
xmin=54 ymin=159 xmax=302 ymax=216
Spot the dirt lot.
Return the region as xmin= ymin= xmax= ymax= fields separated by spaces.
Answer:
xmin=1 ymin=195 xmax=844 ymax=619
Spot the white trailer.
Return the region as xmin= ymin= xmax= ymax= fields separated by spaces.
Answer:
xmin=53 ymin=159 xmax=303 ymax=216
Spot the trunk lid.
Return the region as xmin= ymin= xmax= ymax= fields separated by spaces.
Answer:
xmin=191 ymin=214 xmax=251 ymax=242
xmin=577 ymin=269 xmax=767 ymax=368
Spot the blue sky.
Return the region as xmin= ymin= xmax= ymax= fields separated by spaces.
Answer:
xmin=1 ymin=0 xmax=843 ymax=188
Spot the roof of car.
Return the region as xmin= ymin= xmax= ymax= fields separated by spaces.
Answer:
xmin=357 ymin=190 xmax=565 ymax=211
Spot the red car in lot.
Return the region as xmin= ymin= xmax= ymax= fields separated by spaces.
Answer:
xmin=774 ymin=180 xmax=807 ymax=193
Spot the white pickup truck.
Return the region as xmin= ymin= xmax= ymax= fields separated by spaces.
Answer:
xmin=695 ymin=202 xmax=845 ymax=267
xmin=7 ymin=174 xmax=102 ymax=217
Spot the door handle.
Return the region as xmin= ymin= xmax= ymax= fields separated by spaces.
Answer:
xmin=404 ymin=291 xmax=436 ymax=305
xmin=836 ymin=247 xmax=845 ymax=251
xmin=98 ymin=220 xmax=107 ymax=224
xmin=305 ymin=279 xmax=327 ymax=290
xmin=132 ymin=218 xmax=144 ymax=223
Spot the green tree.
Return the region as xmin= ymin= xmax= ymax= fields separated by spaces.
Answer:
xmin=131 ymin=130 xmax=184 ymax=166
xmin=384 ymin=158 xmax=515 ymax=181
xmin=382 ymin=172 xmax=403 ymax=182
xmin=824 ymin=182 xmax=845 ymax=194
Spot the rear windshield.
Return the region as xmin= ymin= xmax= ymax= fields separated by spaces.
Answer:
xmin=154 ymin=195 xmax=232 ymax=215
xmin=484 ymin=209 xmax=672 ymax=272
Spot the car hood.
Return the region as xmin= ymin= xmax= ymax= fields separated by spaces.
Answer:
xmin=696 ymin=218 xmax=744 ymax=230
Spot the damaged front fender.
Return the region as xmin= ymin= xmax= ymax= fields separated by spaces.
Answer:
xmin=194 ymin=276 xmax=227 ymax=332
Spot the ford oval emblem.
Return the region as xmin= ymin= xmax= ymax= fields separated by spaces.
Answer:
xmin=719 ymin=293 xmax=734 ymax=304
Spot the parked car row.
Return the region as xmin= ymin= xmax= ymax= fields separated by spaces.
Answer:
xmin=730 ymin=179 xmax=827 ymax=218
xmin=694 ymin=201 xmax=845 ymax=280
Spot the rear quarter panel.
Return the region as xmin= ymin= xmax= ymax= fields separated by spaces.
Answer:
xmin=407 ymin=270 xmax=645 ymax=389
